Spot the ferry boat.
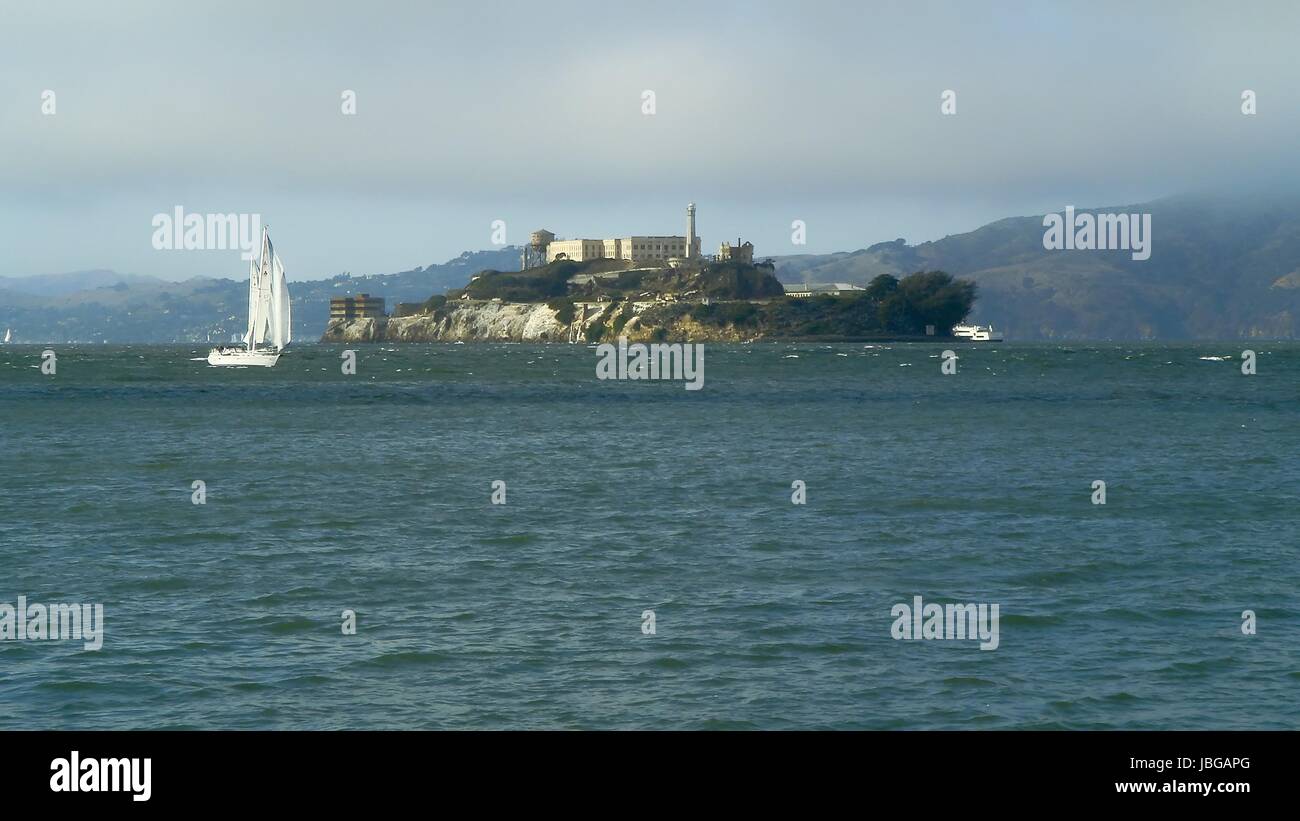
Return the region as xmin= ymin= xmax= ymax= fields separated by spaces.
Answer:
xmin=951 ymin=323 xmax=1003 ymax=342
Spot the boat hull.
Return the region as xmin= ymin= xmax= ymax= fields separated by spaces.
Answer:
xmin=207 ymin=347 xmax=281 ymax=367
xmin=952 ymin=323 xmax=1003 ymax=342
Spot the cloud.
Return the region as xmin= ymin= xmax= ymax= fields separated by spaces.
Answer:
xmin=1 ymin=0 xmax=1298 ymax=276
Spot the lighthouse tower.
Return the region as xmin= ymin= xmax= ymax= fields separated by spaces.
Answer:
xmin=686 ymin=202 xmax=697 ymax=260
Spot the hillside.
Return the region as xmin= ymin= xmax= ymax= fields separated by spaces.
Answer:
xmin=772 ymin=192 xmax=1300 ymax=339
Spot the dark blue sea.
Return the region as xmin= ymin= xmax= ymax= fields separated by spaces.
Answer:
xmin=0 ymin=341 xmax=1296 ymax=729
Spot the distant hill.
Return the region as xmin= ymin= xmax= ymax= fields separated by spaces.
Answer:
xmin=0 ymin=269 xmax=167 ymax=298
xmin=771 ymin=192 xmax=1300 ymax=339
xmin=0 ymin=248 xmax=522 ymax=343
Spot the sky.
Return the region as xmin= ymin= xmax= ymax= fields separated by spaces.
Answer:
xmin=1 ymin=0 xmax=1299 ymax=281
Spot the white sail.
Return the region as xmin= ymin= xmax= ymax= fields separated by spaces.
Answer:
xmin=284 ymin=276 xmax=292 ymax=345
xmin=207 ymin=224 xmax=289 ymax=367
xmin=269 ymin=255 xmax=283 ymax=350
xmin=3 ymin=328 xmax=10 ymax=343
xmin=246 ymin=229 xmax=276 ymax=350
xmin=271 ymin=252 xmax=291 ymax=348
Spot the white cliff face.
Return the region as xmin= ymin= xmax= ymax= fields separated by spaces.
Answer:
xmin=323 ymin=316 xmax=383 ymax=342
xmin=323 ymin=301 xmax=616 ymax=342
xmin=428 ymin=301 xmax=565 ymax=341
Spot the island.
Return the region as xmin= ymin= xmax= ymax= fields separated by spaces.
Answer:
xmin=321 ymin=257 xmax=976 ymax=344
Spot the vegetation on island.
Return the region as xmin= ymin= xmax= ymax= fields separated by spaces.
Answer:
xmin=637 ymin=271 xmax=976 ymax=339
xmin=449 ymin=258 xmax=784 ymax=304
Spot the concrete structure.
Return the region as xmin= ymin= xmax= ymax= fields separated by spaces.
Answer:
xmin=784 ymin=282 xmax=866 ymax=298
xmin=521 ymin=229 xmax=555 ymax=270
xmin=330 ymin=293 xmax=386 ymax=319
xmin=717 ymin=238 xmax=754 ymax=264
xmin=687 ymin=202 xmax=696 ymax=259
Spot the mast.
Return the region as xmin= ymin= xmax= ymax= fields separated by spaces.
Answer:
xmin=246 ymin=257 xmax=257 ymax=352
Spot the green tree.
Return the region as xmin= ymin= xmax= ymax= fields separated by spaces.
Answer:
xmin=864 ymin=273 xmax=899 ymax=301
xmin=897 ymin=271 xmax=976 ymax=333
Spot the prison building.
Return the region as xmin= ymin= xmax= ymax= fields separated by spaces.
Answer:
xmin=545 ymin=239 xmax=608 ymax=262
xmin=547 ymin=235 xmax=703 ymax=265
xmin=540 ymin=203 xmax=703 ymax=265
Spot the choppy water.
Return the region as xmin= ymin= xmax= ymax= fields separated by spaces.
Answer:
xmin=0 ymin=341 xmax=1297 ymax=729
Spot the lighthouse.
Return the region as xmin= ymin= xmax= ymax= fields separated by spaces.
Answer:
xmin=686 ymin=202 xmax=696 ymax=260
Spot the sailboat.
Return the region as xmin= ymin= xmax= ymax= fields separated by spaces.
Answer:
xmin=208 ymin=226 xmax=291 ymax=367
xmin=2 ymin=328 xmax=10 ymax=344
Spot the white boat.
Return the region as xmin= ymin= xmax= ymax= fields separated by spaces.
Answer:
xmin=951 ymin=322 xmax=1003 ymax=342
xmin=2 ymin=328 xmax=10 ymax=344
xmin=208 ymin=227 xmax=291 ymax=367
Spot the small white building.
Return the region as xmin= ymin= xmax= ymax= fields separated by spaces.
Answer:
xmin=716 ymin=238 xmax=754 ymax=264
xmin=785 ymin=282 xmax=866 ymax=298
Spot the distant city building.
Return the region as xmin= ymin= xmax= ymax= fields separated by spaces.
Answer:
xmin=785 ymin=282 xmax=866 ymax=298
xmin=537 ymin=204 xmax=703 ymax=266
xmin=330 ymin=293 xmax=386 ymax=320
xmin=717 ymin=238 xmax=754 ymax=264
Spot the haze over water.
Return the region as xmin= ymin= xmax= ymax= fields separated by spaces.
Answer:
xmin=0 ymin=342 xmax=1296 ymax=729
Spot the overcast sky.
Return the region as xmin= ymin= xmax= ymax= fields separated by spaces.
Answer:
xmin=2 ymin=0 xmax=1298 ymax=281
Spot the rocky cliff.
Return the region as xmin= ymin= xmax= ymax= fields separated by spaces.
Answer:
xmin=321 ymin=299 xmax=753 ymax=343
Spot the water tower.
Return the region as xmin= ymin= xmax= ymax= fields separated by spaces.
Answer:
xmin=522 ymin=229 xmax=555 ymax=270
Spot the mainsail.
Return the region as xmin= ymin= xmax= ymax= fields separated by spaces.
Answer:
xmin=270 ymin=252 xmax=290 ymax=349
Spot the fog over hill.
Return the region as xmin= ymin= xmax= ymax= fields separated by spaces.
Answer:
xmin=771 ymin=192 xmax=1300 ymax=340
